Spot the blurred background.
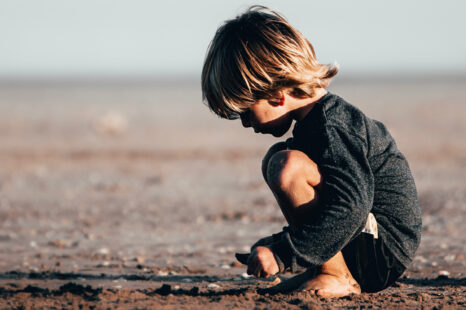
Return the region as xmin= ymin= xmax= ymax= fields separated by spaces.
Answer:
xmin=1 ymin=0 xmax=465 ymax=78
xmin=0 ymin=0 xmax=465 ymax=280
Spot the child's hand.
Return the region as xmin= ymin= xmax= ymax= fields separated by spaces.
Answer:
xmin=247 ymin=246 xmax=279 ymax=278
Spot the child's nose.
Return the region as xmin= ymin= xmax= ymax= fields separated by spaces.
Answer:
xmin=240 ymin=112 xmax=251 ymax=128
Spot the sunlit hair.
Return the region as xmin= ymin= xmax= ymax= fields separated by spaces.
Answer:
xmin=201 ymin=5 xmax=338 ymax=119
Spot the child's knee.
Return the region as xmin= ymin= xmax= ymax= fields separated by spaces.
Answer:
xmin=266 ymin=150 xmax=321 ymax=192
xmin=262 ymin=142 xmax=288 ymax=182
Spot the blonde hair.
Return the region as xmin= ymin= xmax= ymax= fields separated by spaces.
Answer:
xmin=201 ymin=5 xmax=338 ymax=119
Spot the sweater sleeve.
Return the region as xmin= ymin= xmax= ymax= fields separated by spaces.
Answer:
xmin=270 ymin=125 xmax=375 ymax=269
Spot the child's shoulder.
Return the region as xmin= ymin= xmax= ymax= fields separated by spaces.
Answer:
xmin=320 ymin=92 xmax=398 ymax=152
xmin=319 ymin=92 xmax=369 ymax=134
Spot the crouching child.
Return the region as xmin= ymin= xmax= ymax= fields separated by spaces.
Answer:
xmin=201 ymin=6 xmax=421 ymax=297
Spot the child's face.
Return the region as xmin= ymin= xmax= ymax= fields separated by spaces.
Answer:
xmin=239 ymin=98 xmax=293 ymax=137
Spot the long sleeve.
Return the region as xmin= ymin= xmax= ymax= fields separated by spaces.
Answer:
xmin=271 ymin=125 xmax=375 ymax=269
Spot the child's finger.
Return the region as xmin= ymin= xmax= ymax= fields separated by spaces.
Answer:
xmin=235 ymin=253 xmax=250 ymax=265
xmin=259 ymin=270 xmax=268 ymax=278
xmin=246 ymin=260 xmax=256 ymax=275
xmin=252 ymin=260 xmax=267 ymax=278
xmin=253 ymin=265 xmax=263 ymax=278
xmin=247 ymin=256 xmax=262 ymax=277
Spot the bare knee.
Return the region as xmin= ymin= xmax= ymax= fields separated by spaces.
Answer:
xmin=261 ymin=142 xmax=288 ymax=183
xmin=266 ymin=150 xmax=322 ymax=193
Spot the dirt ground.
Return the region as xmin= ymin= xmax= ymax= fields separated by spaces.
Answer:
xmin=0 ymin=77 xmax=465 ymax=309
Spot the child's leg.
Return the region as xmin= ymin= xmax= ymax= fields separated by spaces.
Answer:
xmin=263 ymin=149 xmax=361 ymax=297
xmin=265 ymin=149 xmax=322 ymax=226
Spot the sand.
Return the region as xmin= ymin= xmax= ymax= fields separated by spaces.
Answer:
xmin=0 ymin=77 xmax=465 ymax=309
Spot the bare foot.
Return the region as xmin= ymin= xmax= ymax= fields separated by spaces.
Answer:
xmin=258 ymin=252 xmax=360 ymax=297
xmin=258 ymin=268 xmax=317 ymax=294
xmin=299 ymin=272 xmax=361 ymax=298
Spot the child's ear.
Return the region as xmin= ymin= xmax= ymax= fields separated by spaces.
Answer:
xmin=270 ymin=91 xmax=285 ymax=106
xmin=278 ymin=93 xmax=285 ymax=106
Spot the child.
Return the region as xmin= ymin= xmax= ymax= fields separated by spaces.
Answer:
xmin=201 ymin=6 xmax=421 ymax=297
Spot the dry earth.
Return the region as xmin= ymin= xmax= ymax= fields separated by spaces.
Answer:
xmin=0 ymin=77 xmax=465 ymax=309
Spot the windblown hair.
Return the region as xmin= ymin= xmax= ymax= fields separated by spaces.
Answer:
xmin=201 ymin=5 xmax=338 ymax=119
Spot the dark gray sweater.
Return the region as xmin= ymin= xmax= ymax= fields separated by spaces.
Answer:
xmin=271 ymin=92 xmax=422 ymax=270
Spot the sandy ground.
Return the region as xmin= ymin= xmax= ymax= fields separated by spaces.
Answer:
xmin=0 ymin=77 xmax=465 ymax=309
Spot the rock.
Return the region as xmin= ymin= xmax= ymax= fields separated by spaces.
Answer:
xmin=157 ymin=270 xmax=168 ymax=276
xmin=189 ymin=286 xmax=199 ymax=295
xmin=241 ymin=273 xmax=250 ymax=279
xmin=437 ymin=270 xmax=450 ymax=279
xmin=155 ymin=284 xmax=171 ymax=296
xmin=207 ymin=283 xmax=220 ymax=289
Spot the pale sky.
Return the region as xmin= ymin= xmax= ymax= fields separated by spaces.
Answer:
xmin=1 ymin=0 xmax=465 ymax=78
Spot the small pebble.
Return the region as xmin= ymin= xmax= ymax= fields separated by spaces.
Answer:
xmin=220 ymin=264 xmax=231 ymax=269
xmin=157 ymin=270 xmax=168 ymax=276
xmin=207 ymin=283 xmax=221 ymax=289
xmin=156 ymin=284 xmax=171 ymax=296
xmin=241 ymin=273 xmax=250 ymax=279
xmin=181 ymin=278 xmax=192 ymax=283
xmin=437 ymin=270 xmax=450 ymax=278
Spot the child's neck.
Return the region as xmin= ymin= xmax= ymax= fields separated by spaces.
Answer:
xmin=291 ymin=88 xmax=328 ymax=122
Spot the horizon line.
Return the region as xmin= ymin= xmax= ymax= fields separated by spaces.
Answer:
xmin=1 ymin=72 xmax=466 ymax=87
